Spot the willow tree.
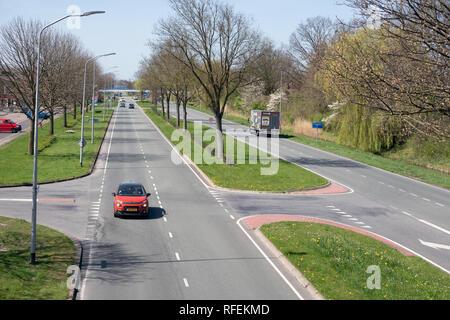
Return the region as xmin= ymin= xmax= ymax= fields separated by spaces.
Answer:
xmin=317 ymin=26 xmax=449 ymax=142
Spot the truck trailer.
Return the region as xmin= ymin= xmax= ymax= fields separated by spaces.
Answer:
xmin=250 ymin=110 xmax=280 ymax=137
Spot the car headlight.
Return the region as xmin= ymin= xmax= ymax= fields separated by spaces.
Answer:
xmin=116 ymin=200 xmax=123 ymax=207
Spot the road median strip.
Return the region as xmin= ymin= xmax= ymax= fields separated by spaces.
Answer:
xmin=141 ymin=104 xmax=333 ymax=193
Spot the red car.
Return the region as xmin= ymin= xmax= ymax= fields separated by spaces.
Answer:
xmin=0 ymin=118 xmax=22 ymax=133
xmin=112 ymin=183 xmax=151 ymax=218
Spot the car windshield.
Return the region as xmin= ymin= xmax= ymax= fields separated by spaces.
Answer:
xmin=118 ymin=184 xmax=144 ymax=196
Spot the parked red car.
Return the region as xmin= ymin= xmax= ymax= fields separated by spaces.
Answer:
xmin=0 ymin=118 xmax=22 ymax=133
xmin=112 ymin=183 xmax=151 ymax=218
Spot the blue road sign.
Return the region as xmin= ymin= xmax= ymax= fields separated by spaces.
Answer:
xmin=313 ymin=123 xmax=324 ymax=129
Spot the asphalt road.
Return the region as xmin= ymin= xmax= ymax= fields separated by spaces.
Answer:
xmin=79 ymin=100 xmax=312 ymax=300
xmin=0 ymin=100 xmax=448 ymax=300
xmin=166 ymin=104 xmax=450 ymax=272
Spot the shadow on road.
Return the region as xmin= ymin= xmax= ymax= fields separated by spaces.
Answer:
xmin=288 ymin=157 xmax=365 ymax=168
xmin=116 ymin=207 xmax=166 ymax=221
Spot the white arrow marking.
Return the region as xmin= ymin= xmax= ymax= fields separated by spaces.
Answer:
xmin=419 ymin=239 xmax=450 ymax=251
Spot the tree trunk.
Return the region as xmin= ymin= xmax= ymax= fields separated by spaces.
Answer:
xmin=176 ymin=97 xmax=181 ymax=128
xmin=153 ymin=89 xmax=157 ymax=105
xmin=160 ymin=88 xmax=165 ymax=118
xmin=183 ymin=86 xmax=188 ymax=130
xmin=63 ymin=105 xmax=67 ymax=128
xmin=183 ymin=101 xmax=188 ymax=130
xmin=214 ymin=112 xmax=224 ymax=163
xmin=49 ymin=112 xmax=54 ymax=135
xmin=166 ymin=93 xmax=171 ymax=122
xmin=73 ymin=101 xmax=77 ymax=120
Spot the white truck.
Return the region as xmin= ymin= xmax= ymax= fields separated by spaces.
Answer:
xmin=250 ymin=110 xmax=280 ymax=137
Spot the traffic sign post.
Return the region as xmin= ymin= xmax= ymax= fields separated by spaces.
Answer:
xmin=78 ymin=138 xmax=87 ymax=148
xmin=312 ymin=123 xmax=324 ymax=143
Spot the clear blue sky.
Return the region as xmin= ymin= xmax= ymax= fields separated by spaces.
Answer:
xmin=0 ymin=0 xmax=356 ymax=81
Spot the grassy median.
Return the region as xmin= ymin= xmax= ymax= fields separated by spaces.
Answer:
xmin=0 ymin=216 xmax=76 ymax=300
xmin=0 ymin=104 xmax=114 ymax=186
xmin=142 ymin=105 xmax=328 ymax=191
xmin=261 ymin=221 xmax=450 ymax=300
xmin=188 ymin=104 xmax=449 ymax=189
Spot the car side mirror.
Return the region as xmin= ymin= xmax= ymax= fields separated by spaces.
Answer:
xmin=146 ymin=193 xmax=151 ymax=197
xmin=112 ymin=192 xmax=116 ymax=197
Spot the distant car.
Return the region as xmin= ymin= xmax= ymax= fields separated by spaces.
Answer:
xmin=120 ymin=102 xmax=126 ymax=108
xmin=112 ymin=183 xmax=151 ymax=218
xmin=22 ymin=107 xmax=50 ymax=120
xmin=0 ymin=118 xmax=22 ymax=133
xmin=129 ymin=103 xmax=135 ymax=109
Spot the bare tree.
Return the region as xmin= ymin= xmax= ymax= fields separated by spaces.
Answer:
xmin=289 ymin=16 xmax=337 ymax=74
xmin=156 ymin=0 xmax=264 ymax=161
xmin=0 ymin=18 xmax=42 ymax=154
xmin=39 ymin=31 xmax=83 ymax=134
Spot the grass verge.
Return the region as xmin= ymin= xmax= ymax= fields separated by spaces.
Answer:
xmin=188 ymin=104 xmax=449 ymax=189
xmin=260 ymin=221 xmax=450 ymax=300
xmin=142 ymin=106 xmax=328 ymax=191
xmin=286 ymin=133 xmax=449 ymax=189
xmin=0 ymin=216 xmax=76 ymax=300
xmin=0 ymin=104 xmax=114 ymax=186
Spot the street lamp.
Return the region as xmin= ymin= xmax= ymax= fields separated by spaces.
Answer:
xmin=80 ymin=53 xmax=115 ymax=165
xmin=103 ymin=66 xmax=119 ymax=120
xmin=90 ymin=55 xmax=116 ymax=144
xmin=280 ymin=71 xmax=283 ymax=131
xmin=31 ymin=10 xmax=105 ymax=265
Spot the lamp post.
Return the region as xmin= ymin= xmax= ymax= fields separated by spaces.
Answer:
xmin=280 ymin=71 xmax=283 ymax=131
xmin=80 ymin=52 xmax=115 ymax=165
xmin=31 ymin=10 xmax=105 ymax=265
xmin=90 ymin=54 xmax=116 ymax=144
xmin=103 ymin=66 xmax=118 ymax=121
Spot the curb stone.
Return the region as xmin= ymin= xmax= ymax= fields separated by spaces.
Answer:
xmin=66 ymin=236 xmax=83 ymax=301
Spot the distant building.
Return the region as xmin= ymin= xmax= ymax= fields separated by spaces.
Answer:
xmin=0 ymin=75 xmax=17 ymax=109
